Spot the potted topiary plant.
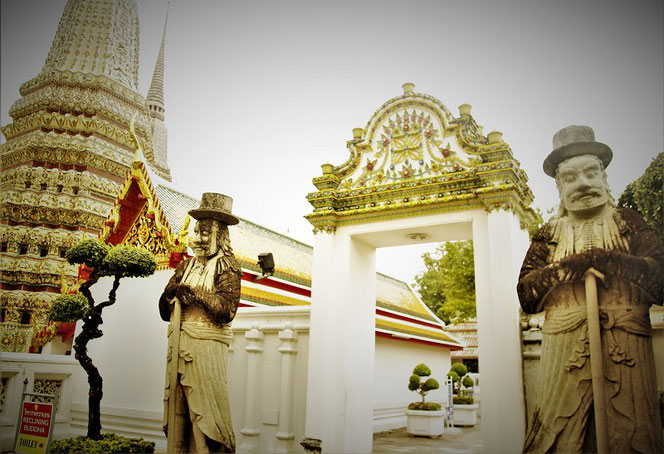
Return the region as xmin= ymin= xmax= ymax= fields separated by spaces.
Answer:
xmin=406 ymin=363 xmax=445 ymax=437
xmin=447 ymin=363 xmax=478 ymax=426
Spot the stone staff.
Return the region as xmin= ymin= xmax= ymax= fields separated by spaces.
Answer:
xmin=166 ymin=296 xmax=181 ymax=454
xmin=583 ymin=269 xmax=608 ymax=454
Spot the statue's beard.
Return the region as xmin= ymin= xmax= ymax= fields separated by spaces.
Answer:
xmin=562 ymin=190 xmax=609 ymax=217
xmin=193 ymin=240 xmax=218 ymax=260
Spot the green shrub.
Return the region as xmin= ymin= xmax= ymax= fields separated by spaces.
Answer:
xmin=408 ymin=402 xmax=442 ymax=411
xmin=450 ymin=363 xmax=468 ymax=377
xmin=447 ymin=363 xmax=474 ymax=395
xmin=421 ymin=378 xmax=440 ymax=392
xmin=50 ymin=434 xmax=155 ymax=453
xmin=412 ymin=363 xmax=431 ymax=377
xmin=103 ymin=246 xmax=156 ymax=278
xmin=408 ymin=362 xmax=440 ymax=407
xmin=49 ymin=294 xmax=89 ymax=322
xmin=453 ymin=396 xmax=474 ymax=405
xmin=408 ymin=374 xmax=420 ymax=391
xmin=66 ymin=239 xmax=109 ymax=268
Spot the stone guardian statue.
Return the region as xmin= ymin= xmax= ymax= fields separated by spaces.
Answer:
xmin=159 ymin=193 xmax=242 ymax=453
xmin=517 ymin=126 xmax=664 ymax=453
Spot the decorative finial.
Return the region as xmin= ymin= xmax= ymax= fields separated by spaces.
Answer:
xmin=352 ymin=128 xmax=364 ymax=140
xmin=488 ymin=131 xmax=503 ymax=144
xmin=321 ymin=163 xmax=334 ymax=175
xmin=459 ymin=104 xmax=472 ymax=117
xmin=402 ymin=82 xmax=415 ymax=94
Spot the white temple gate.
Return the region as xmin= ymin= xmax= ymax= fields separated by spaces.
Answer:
xmin=304 ymin=83 xmax=538 ymax=453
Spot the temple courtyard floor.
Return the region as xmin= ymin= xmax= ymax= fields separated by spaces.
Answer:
xmin=372 ymin=420 xmax=482 ymax=453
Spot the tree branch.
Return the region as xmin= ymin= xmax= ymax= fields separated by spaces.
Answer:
xmin=97 ymin=275 xmax=121 ymax=311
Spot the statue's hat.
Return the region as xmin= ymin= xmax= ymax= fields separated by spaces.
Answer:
xmin=543 ymin=125 xmax=613 ymax=177
xmin=189 ymin=192 xmax=239 ymax=225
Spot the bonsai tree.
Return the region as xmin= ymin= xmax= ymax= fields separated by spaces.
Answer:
xmin=407 ymin=363 xmax=441 ymax=411
xmin=49 ymin=239 xmax=156 ymax=441
xmin=447 ymin=363 xmax=474 ymax=404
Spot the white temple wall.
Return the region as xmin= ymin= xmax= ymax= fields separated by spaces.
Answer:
xmin=373 ymin=335 xmax=451 ymax=432
xmin=1 ymin=267 xmax=458 ymax=452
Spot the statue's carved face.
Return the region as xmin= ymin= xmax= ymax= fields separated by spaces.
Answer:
xmin=192 ymin=219 xmax=219 ymax=261
xmin=556 ymin=155 xmax=609 ymax=217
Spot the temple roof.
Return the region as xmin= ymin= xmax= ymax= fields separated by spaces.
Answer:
xmin=447 ymin=319 xmax=478 ymax=358
xmin=148 ymin=184 xmax=460 ymax=347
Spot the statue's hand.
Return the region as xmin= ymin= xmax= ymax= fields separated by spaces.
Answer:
xmin=589 ymin=248 xmax=617 ymax=273
xmin=175 ymin=284 xmax=197 ymax=305
xmin=163 ymin=283 xmax=179 ymax=301
xmin=556 ymin=251 xmax=594 ymax=282
xmin=583 ymin=267 xmax=608 ymax=287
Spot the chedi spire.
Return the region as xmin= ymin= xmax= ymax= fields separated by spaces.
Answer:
xmin=146 ymin=4 xmax=171 ymax=173
xmin=41 ymin=0 xmax=140 ymax=91
xmin=147 ymin=5 xmax=168 ymax=121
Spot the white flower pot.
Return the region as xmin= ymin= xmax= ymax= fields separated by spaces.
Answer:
xmin=452 ymin=403 xmax=478 ymax=426
xmin=405 ymin=409 xmax=445 ymax=437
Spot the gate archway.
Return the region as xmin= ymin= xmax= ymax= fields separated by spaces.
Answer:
xmin=304 ymin=83 xmax=538 ymax=453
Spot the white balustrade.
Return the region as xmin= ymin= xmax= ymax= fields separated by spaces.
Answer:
xmin=274 ymin=322 xmax=298 ymax=454
xmin=238 ymin=323 xmax=264 ymax=454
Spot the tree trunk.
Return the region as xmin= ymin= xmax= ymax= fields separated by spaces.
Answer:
xmin=73 ymin=274 xmax=120 ymax=440
xmin=74 ymin=306 xmax=104 ymax=439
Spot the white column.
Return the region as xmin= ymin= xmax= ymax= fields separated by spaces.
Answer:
xmin=305 ymin=229 xmax=376 ymax=453
xmin=274 ymin=322 xmax=298 ymax=454
xmin=238 ymin=324 xmax=264 ymax=454
xmin=472 ymin=209 xmax=527 ymax=453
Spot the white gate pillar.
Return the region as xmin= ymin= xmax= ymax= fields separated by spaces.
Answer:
xmin=304 ymin=229 xmax=376 ymax=454
xmin=472 ymin=209 xmax=528 ymax=453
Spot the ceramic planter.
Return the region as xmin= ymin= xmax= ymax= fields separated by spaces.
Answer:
xmin=405 ymin=409 xmax=445 ymax=437
xmin=452 ymin=403 xmax=478 ymax=426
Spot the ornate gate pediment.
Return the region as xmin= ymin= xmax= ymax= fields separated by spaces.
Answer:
xmin=306 ymin=84 xmax=538 ymax=232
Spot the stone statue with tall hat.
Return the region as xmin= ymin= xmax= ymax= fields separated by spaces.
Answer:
xmin=518 ymin=126 xmax=664 ymax=453
xmin=159 ymin=193 xmax=242 ymax=453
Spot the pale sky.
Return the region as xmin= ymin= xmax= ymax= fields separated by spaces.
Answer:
xmin=2 ymin=0 xmax=662 ymax=285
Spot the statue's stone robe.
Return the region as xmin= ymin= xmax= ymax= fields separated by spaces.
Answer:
xmin=518 ymin=208 xmax=663 ymax=453
xmin=159 ymin=255 xmax=241 ymax=453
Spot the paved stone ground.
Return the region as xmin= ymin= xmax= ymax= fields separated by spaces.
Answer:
xmin=372 ymin=422 xmax=482 ymax=454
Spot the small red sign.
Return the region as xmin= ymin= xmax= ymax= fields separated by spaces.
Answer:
xmin=16 ymin=402 xmax=53 ymax=454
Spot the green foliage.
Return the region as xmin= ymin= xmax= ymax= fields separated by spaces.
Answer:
xmin=421 ymin=378 xmax=440 ymax=391
xmin=462 ymin=375 xmax=475 ymax=389
xmin=528 ymin=207 xmax=546 ymax=238
xmin=412 ymin=363 xmax=431 ymax=377
xmin=408 ymin=374 xmax=420 ymax=391
xmin=408 ymin=362 xmax=439 ymax=404
xmin=453 ymin=396 xmax=475 ymax=405
xmin=408 ymin=401 xmax=442 ymax=411
xmin=103 ymin=246 xmax=157 ymax=278
xmin=448 ymin=363 xmax=473 ymax=394
xmin=413 ymin=240 xmax=476 ymax=324
xmin=618 ymin=152 xmax=663 ymax=243
xmin=66 ymin=239 xmax=109 ymax=269
xmin=50 ymin=434 xmax=155 ymax=453
xmin=64 ymin=239 xmax=157 ymax=278
xmin=450 ymin=363 xmax=468 ymax=377
xmin=49 ymin=294 xmax=89 ymax=322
